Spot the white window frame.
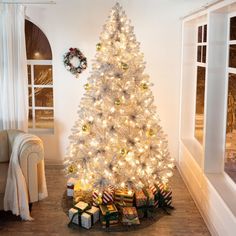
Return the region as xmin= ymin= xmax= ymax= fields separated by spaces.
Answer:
xmin=28 ymin=59 xmax=54 ymax=134
xmin=228 ymin=13 xmax=236 ymax=75
xmin=224 ymin=12 xmax=236 ymax=181
xmin=194 ymin=23 xmax=207 ymax=145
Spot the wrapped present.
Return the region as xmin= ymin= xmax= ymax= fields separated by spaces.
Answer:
xmin=122 ymin=207 xmax=140 ymax=225
xmin=114 ymin=188 xmax=134 ymax=207
xmin=68 ymin=201 xmax=93 ymax=229
xmin=99 ymin=203 xmax=119 ymax=228
xmin=67 ymin=177 xmax=78 ymax=197
xmin=157 ymin=183 xmax=172 ymax=208
xmin=136 ymin=189 xmax=155 ymax=219
xmin=135 ymin=189 xmax=147 ymax=207
xmin=73 ymin=183 xmax=93 ymax=204
xmin=149 ymin=184 xmax=159 ymax=208
xmin=86 ymin=206 xmax=100 ymax=224
xmin=150 ymin=184 xmax=158 ymax=195
xmin=92 ymin=190 xmax=102 ymax=206
xmin=93 ymin=186 xmax=115 ymax=206
xmin=143 ymin=188 xmax=155 ymax=206
xmin=102 ymin=189 xmax=114 ymax=204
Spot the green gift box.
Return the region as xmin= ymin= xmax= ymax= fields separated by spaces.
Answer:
xmin=99 ymin=203 xmax=119 ymax=228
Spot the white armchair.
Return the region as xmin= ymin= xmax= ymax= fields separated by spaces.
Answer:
xmin=0 ymin=129 xmax=44 ymax=210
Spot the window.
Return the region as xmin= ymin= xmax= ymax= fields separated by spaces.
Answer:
xmin=225 ymin=15 xmax=236 ymax=183
xmin=194 ymin=24 xmax=207 ymax=144
xmin=25 ymin=20 xmax=54 ymax=132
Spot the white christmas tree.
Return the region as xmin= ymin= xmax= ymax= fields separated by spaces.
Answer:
xmin=64 ymin=3 xmax=174 ymax=192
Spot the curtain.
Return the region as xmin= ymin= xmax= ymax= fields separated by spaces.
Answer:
xmin=0 ymin=4 xmax=28 ymax=132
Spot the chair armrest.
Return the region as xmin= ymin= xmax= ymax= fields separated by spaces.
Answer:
xmin=18 ymin=140 xmax=44 ymax=203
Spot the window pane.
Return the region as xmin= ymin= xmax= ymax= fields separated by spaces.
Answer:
xmin=225 ymin=73 xmax=236 ymax=183
xmin=203 ymin=24 xmax=207 ymax=42
xmin=35 ymin=110 xmax=54 ymax=129
xmin=198 ymin=26 xmax=202 ymax=43
xmin=25 ymin=20 xmax=52 ymax=60
xmin=202 ymin=45 xmax=206 ymax=63
xmin=230 ymin=16 xmax=236 ymax=41
xmin=35 ymin=88 xmax=53 ymax=107
xmin=197 ymin=46 xmax=202 ymax=62
xmin=28 ymin=88 xmax=32 ymax=107
xmin=34 ymin=65 xmax=52 ymax=85
xmin=229 ymin=45 xmax=236 ymax=68
xmin=28 ymin=109 xmax=33 ymax=128
xmin=28 ymin=65 xmax=31 ymax=85
xmin=195 ymin=66 xmax=206 ymax=144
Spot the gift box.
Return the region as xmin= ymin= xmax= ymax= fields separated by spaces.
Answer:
xmin=67 ymin=177 xmax=78 ymax=197
xmin=149 ymin=184 xmax=159 ymax=208
xmin=102 ymin=189 xmax=114 ymax=204
xmin=114 ymin=188 xmax=134 ymax=207
xmin=93 ymin=186 xmax=115 ymax=206
xmin=92 ymin=190 xmax=103 ymax=206
xmin=157 ymin=183 xmax=172 ymax=208
xmin=86 ymin=206 xmax=100 ymax=224
xmin=99 ymin=203 xmax=119 ymax=228
xmin=143 ymin=188 xmax=155 ymax=206
xmin=122 ymin=207 xmax=140 ymax=225
xmin=150 ymin=183 xmax=172 ymax=208
xmin=73 ymin=183 xmax=93 ymax=204
xmin=68 ymin=201 xmax=94 ymax=229
xmin=135 ymin=189 xmax=147 ymax=207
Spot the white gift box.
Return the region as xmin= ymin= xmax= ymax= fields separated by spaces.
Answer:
xmin=74 ymin=201 xmax=89 ymax=211
xmin=86 ymin=206 xmax=100 ymax=224
xmin=68 ymin=208 xmax=92 ymax=229
xmin=68 ymin=202 xmax=100 ymax=229
xmin=67 ymin=177 xmax=77 ymax=197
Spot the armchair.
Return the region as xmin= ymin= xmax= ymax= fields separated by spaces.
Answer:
xmin=0 ymin=129 xmax=44 ymax=210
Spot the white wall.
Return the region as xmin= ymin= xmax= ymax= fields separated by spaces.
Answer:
xmin=26 ymin=0 xmax=210 ymax=164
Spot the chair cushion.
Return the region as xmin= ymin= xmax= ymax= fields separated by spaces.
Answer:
xmin=0 ymin=130 xmax=9 ymax=163
xmin=0 ymin=162 xmax=8 ymax=194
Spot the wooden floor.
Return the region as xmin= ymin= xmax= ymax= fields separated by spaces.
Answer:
xmin=0 ymin=167 xmax=210 ymax=236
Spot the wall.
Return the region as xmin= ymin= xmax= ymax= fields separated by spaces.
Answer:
xmin=26 ymin=0 xmax=210 ymax=164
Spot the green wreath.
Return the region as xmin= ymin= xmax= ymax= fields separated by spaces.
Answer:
xmin=63 ymin=48 xmax=87 ymax=77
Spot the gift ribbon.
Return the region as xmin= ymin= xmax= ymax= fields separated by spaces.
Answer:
xmin=86 ymin=211 xmax=94 ymax=226
xmin=68 ymin=204 xmax=91 ymax=228
xmin=103 ymin=210 xmax=119 ymax=228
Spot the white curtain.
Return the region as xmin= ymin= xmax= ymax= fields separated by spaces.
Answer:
xmin=0 ymin=4 xmax=28 ymax=132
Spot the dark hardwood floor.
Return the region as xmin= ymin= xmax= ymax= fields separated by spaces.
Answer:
xmin=0 ymin=167 xmax=210 ymax=236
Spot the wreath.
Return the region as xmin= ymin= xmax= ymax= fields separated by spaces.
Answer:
xmin=63 ymin=48 xmax=87 ymax=77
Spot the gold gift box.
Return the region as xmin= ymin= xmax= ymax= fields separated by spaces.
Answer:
xmin=114 ymin=188 xmax=134 ymax=207
xmin=73 ymin=182 xmax=93 ymax=204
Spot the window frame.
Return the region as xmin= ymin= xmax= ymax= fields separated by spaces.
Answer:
xmin=194 ymin=22 xmax=207 ymax=145
xmin=27 ymin=59 xmax=54 ymax=134
xmin=224 ymin=12 xmax=236 ymax=181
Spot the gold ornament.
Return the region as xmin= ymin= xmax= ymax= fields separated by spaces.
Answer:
xmin=120 ymin=148 xmax=127 ymax=156
xmin=96 ymin=43 xmax=102 ymax=51
xmin=82 ymin=124 xmax=90 ymax=132
xmin=141 ymin=83 xmax=148 ymax=90
xmin=121 ymin=62 xmax=128 ymax=70
xmin=96 ymin=196 xmax=103 ymax=205
xmin=114 ymin=98 xmax=121 ymax=106
xmin=84 ymin=83 xmax=90 ymax=90
xmin=68 ymin=164 xmax=77 ymax=174
xmin=146 ymin=129 xmax=155 ymax=137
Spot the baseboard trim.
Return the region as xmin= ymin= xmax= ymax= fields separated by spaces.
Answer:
xmin=176 ymin=163 xmax=219 ymax=236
